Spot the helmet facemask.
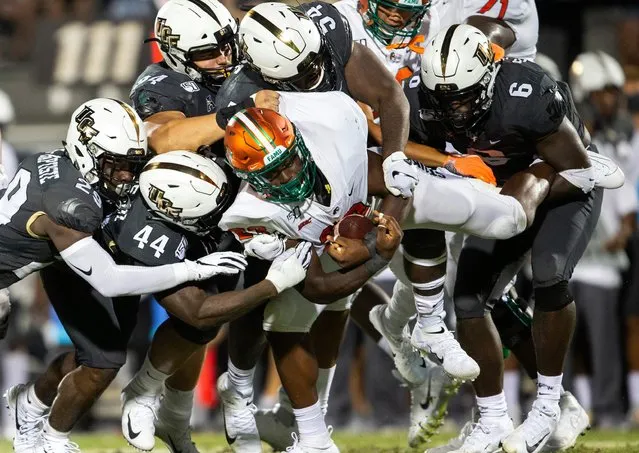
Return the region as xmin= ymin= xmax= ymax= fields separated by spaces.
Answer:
xmin=423 ymin=64 xmax=499 ymax=133
xmin=232 ymin=128 xmax=317 ymax=204
xmin=96 ymin=147 xmax=150 ymax=202
xmin=360 ymin=0 xmax=430 ymax=46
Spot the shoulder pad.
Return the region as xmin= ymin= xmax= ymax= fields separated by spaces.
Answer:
xmin=44 ymin=191 xmax=103 ymax=233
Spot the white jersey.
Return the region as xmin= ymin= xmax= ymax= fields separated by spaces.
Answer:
xmin=334 ymin=0 xmax=538 ymax=84
xmin=220 ymin=91 xmax=369 ymax=252
xmin=430 ymin=0 xmax=538 ymax=60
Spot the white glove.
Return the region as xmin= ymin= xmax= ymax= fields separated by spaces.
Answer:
xmin=184 ymin=251 xmax=247 ymax=281
xmin=244 ymin=234 xmax=286 ymax=261
xmin=382 ymin=151 xmax=419 ymax=198
xmin=265 ymin=242 xmax=313 ymax=293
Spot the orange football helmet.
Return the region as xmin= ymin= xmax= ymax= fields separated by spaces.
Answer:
xmin=224 ymin=107 xmax=317 ymax=203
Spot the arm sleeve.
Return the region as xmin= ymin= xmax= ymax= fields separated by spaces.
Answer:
xmin=60 ymin=236 xmax=192 ymax=298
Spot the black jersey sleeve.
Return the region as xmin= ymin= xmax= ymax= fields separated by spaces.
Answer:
xmin=130 ymin=65 xmax=198 ymax=119
xmin=39 ymin=157 xmax=103 ymax=234
xmin=403 ymin=79 xmax=447 ymax=149
xmin=215 ymin=66 xmax=274 ymax=111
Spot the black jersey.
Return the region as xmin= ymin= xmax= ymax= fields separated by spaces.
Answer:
xmin=0 ymin=151 xmax=103 ymax=289
xmin=101 ymin=194 xmax=240 ymax=268
xmin=130 ymin=62 xmax=220 ymax=121
xmin=406 ymin=60 xmax=586 ymax=185
xmin=215 ymin=1 xmax=353 ymax=109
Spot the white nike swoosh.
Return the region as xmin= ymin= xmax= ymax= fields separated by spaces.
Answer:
xmin=489 ymin=139 xmax=501 ymax=145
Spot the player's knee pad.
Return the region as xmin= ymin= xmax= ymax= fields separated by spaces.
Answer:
xmin=479 ymin=198 xmax=527 ymax=240
xmin=454 ymin=294 xmax=488 ymax=319
xmin=170 ymin=316 xmax=221 ymax=345
xmin=534 ymin=280 xmax=573 ymax=312
xmin=491 ymin=298 xmax=532 ymax=350
xmin=263 ymin=289 xmax=323 ymax=333
xmin=401 ymin=229 xmax=446 ymax=261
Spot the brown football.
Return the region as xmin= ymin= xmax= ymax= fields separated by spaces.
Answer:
xmin=333 ymin=214 xmax=375 ymax=240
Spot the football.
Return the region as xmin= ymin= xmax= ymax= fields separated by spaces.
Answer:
xmin=333 ymin=214 xmax=375 ymax=240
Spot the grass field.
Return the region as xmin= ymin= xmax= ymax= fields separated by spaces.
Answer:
xmin=2 ymin=429 xmax=639 ymax=453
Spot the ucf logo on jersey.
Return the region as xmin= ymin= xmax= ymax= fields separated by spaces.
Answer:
xmin=156 ymin=18 xmax=180 ymax=49
xmin=75 ymin=106 xmax=99 ymax=145
xmin=147 ymin=185 xmax=182 ymax=218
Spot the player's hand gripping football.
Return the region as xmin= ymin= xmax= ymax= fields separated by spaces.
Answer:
xmin=254 ymin=90 xmax=280 ymax=111
xmin=265 ymin=241 xmax=313 ymax=293
xmin=185 ymin=251 xmax=248 ymax=280
xmin=244 ymin=233 xmax=287 ymax=261
xmin=443 ymin=154 xmax=497 ymax=186
xmin=383 ymin=151 xmax=419 ymax=198
xmin=373 ymin=211 xmax=403 ymax=260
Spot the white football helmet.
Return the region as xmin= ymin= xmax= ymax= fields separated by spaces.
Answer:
xmin=153 ymin=0 xmax=239 ymax=86
xmin=64 ymin=98 xmax=149 ymax=200
xmin=569 ymin=51 xmax=625 ymax=103
xmin=420 ymin=24 xmax=501 ymax=132
xmin=139 ymin=151 xmax=235 ymax=235
xmin=239 ymin=3 xmax=335 ymax=91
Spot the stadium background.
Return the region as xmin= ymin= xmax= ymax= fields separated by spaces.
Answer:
xmin=1 ymin=0 xmax=639 ymax=451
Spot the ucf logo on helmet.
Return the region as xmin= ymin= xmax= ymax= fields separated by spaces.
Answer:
xmin=75 ymin=106 xmax=99 ymax=145
xmin=156 ymin=18 xmax=180 ymax=48
xmin=147 ymin=185 xmax=183 ymax=218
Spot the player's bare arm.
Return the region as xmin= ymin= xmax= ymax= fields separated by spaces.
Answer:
xmin=144 ymin=90 xmax=279 ymax=154
xmin=155 ymin=280 xmax=278 ymax=330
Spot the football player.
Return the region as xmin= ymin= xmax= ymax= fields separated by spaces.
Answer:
xmin=1 ymin=99 xmax=247 ymax=453
xmin=130 ymin=0 xmax=278 ymax=155
xmin=414 ymin=25 xmax=612 ymax=453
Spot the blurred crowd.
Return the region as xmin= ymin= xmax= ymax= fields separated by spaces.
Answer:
xmin=1 ymin=0 xmax=639 ymax=440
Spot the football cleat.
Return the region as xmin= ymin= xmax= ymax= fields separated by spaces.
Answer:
xmin=217 ymin=372 xmax=262 ymax=452
xmin=501 ymin=399 xmax=560 ymax=453
xmin=369 ymin=305 xmax=429 ymax=386
xmin=408 ymin=366 xmax=461 ymax=447
xmin=448 ymin=416 xmax=513 ymax=453
xmin=255 ymin=401 xmax=297 ymax=452
xmin=541 ymin=391 xmax=590 ymax=452
xmin=120 ymin=385 xmax=158 ymax=451
xmin=426 ymin=420 xmax=475 ymax=453
xmin=411 ymin=322 xmax=479 ymax=381
xmin=5 ymin=384 xmax=47 ymax=453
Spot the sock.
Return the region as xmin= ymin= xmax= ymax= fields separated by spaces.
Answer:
xmin=573 ymin=374 xmax=591 ymax=412
xmin=377 ymin=337 xmax=394 ymax=358
xmin=537 ymin=373 xmax=563 ymax=404
xmin=161 ymin=384 xmax=194 ymax=422
xmin=227 ymin=360 xmax=255 ymax=399
xmin=414 ymin=278 xmax=446 ymax=332
xmin=476 ymin=392 xmax=509 ymax=420
xmin=503 ymin=370 xmax=521 ymax=411
xmin=293 ymin=401 xmax=330 ymax=446
xmin=316 ymin=366 xmax=336 ymax=415
xmin=27 ymin=384 xmax=50 ymax=414
xmin=129 ymin=355 xmax=169 ymax=397
xmin=383 ymin=280 xmax=417 ymax=339
xmin=628 ymin=371 xmax=639 ymax=409
xmin=43 ymin=420 xmax=70 ymax=439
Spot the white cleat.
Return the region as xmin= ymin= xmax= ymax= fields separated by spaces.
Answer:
xmin=449 ymin=416 xmax=513 ymax=453
xmin=5 ymin=384 xmax=47 ymax=453
xmin=408 ymin=365 xmax=461 ymax=447
xmin=255 ymin=402 xmax=297 ymax=452
xmin=38 ymin=435 xmax=81 ymax=453
xmin=120 ymin=386 xmax=159 ymax=451
xmin=369 ymin=305 xmax=428 ymax=386
xmin=284 ymin=433 xmax=340 ymax=453
xmin=411 ymin=323 xmax=480 ymax=381
xmin=501 ymin=400 xmax=560 ymax=453
xmin=155 ymin=414 xmax=199 ymax=453
xmin=541 ymin=392 xmax=590 ymax=452
xmin=426 ymin=420 xmax=475 ymax=453
xmin=217 ymin=372 xmax=262 ymax=453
